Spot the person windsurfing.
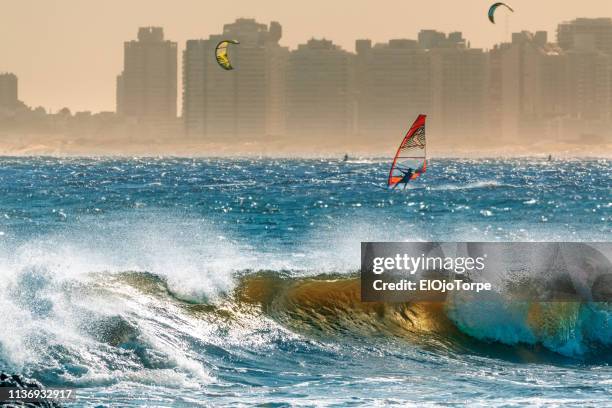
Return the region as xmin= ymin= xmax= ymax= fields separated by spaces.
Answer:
xmin=394 ymin=167 xmax=414 ymax=189
xmin=387 ymin=114 xmax=427 ymax=190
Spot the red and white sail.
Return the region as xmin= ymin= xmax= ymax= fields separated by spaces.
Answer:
xmin=387 ymin=114 xmax=427 ymax=188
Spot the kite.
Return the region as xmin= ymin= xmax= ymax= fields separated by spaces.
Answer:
xmin=215 ymin=40 xmax=240 ymax=70
xmin=488 ymin=2 xmax=514 ymax=24
xmin=387 ymin=114 xmax=427 ymax=190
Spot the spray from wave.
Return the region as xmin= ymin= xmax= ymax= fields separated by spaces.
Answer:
xmin=0 ymin=212 xmax=609 ymax=392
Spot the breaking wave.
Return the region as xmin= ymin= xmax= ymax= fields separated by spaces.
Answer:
xmin=0 ymin=157 xmax=609 ymax=405
xmin=0 ymin=215 xmax=609 ymax=391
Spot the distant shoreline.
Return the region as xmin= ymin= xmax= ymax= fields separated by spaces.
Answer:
xmin=0 ymin=134 xmax=609 ymax=159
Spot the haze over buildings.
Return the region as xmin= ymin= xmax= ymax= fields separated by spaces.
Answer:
xmin=1 ymin=15 xmax=612 ymax=155
xmin=182 ymin=19 xmax=287 ymax=140
xmin=179 ymin=17 xmax=612 ymax=146
xmin=0 ymin=74 xmax=18 ymax=112
xmin=4 ymin=0 xmax=612 ymax=113
xmin=285 ymin=38 xmax=354 ymax=139
xmin=116 ymin=27 xmax=178 ymax=134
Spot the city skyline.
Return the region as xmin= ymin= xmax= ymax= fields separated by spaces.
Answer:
xmin=2 ymin=0 xmax=612 ymax=112
xmin=2 ymin=15 xmax=612 ymax=155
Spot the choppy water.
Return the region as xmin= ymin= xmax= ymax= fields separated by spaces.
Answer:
xmin=0 ymin=157 xmax=610 ymax=407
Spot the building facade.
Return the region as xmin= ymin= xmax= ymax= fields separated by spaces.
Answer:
xmin=490 ymin=32 xmax=568 ymax=141
xmin=0 ymin=73 xmax=18 ymax=111
xmin=558 ymin=18 xmax=612 ymax=56
xmin=183 ymin=19 xmax=287 ymax=141
xmin=116 ymin=27 xmax=177 ymax=134
xmin=285 ymin=38 xmax=355 ymax=139
xmin=557 ymin=18 xmax=612 ymax=124
xmin=355 ymin=39 xmax=430 ymax=142
xmin=430 ymin=47 xmax=488 ymax=143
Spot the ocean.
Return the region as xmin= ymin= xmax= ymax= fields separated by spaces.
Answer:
xmin=0 ymin=157 xmax=610 ymax=407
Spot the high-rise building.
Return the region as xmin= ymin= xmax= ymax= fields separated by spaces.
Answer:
xmin=429 ymin=45 xmax=488 ymax=143
xmin=554 ymin=42 xmax=612 ymax=143
xmin=182 ymin=19 xmax=287 ymax=140
xmin=566 ymin=49 xmax=611 ymax=120
xmin=487 ymin=44 xmax=505 ymax=136
xmin=182 ymin=39 xmax=208 ymax=138
xmin=116 ymin=27 xmax=177 ymax=133
xmin=494 ymin=32 xmax=568 ymax=141
xmin=286 ymin=39 xmax=354 ymax=139
xmin=0 ymin=73 xmax=18 ymax=111
xmin=557 ymin=18 xmax=612 ymax=55
xmin=557 ymin=18 xmax=612 ymax=123
xmin=355 ymin=39 xmax=430 ymax=140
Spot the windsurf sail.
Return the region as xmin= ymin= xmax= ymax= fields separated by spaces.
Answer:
xmin=387 ymin=114 xmax=427 ymax=189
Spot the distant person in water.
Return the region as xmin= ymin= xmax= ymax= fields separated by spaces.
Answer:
xmin=548 ymin=154 xmax=553 ymax=162
xmin=343 ymin=154 xmax=349 ymax=162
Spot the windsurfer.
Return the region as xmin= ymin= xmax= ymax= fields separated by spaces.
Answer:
xmin=394 ymin=167 xmax=414 ymax=189
xmin=387 ymin=114 xmax=427 ymax=189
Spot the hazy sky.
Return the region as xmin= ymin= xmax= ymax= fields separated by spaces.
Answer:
xmin=1 ymin=0 xmax=611 ymax=112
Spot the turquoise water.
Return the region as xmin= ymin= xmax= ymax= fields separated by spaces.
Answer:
xmin=0 ymin=157 xmax=610 ymax=406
